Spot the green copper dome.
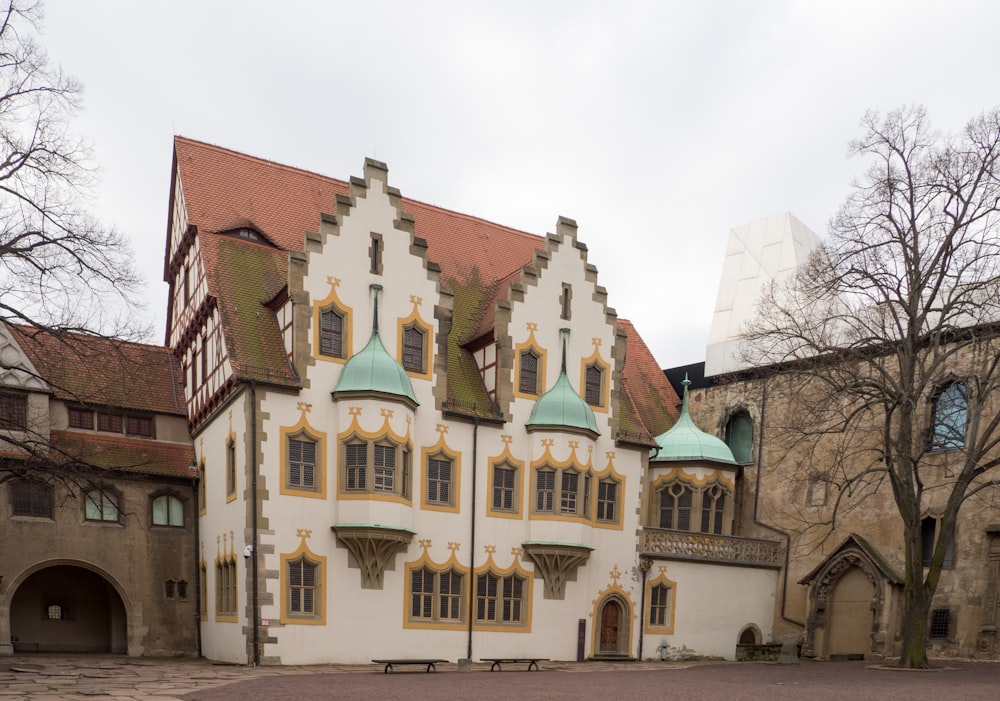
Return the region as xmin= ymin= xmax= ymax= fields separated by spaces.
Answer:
xmin=650 ymin=376 xmax=734 ymax=464
xmin=332 ymin=285 xmax=418 ymax=406
xmin=526 ymin=329 xmax=599 ymax=436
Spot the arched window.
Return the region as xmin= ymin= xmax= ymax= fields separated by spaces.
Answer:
xmin=725 ymin=410 xmax=753 ymax=464
xmin=584 ymin=363 xmax=603 ymax=406
xmin=287 ymin=556 xmax=320 ymax=618
xmin=932 ymin=382 xmax=968 ymax=450
xmin=649 ymin=583 xmax=671 ymax=626
xmin=319 ymin=308 xmax=345 ymax=358
xmin=519 ymin=350 xmax=540 ymax=394
xmin=658 ymin=483 xmax=693 ymax=530
xmin=402 ymin=325 xmax=426 ymax=373
xmin=410 ymin=566 xmax=464 ymax=622
xmin=152 ymin=494 xmax=185 ymax=526
xmin=701 ymin=483 xmax=727 ymax=535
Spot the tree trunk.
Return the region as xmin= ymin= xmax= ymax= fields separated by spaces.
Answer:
xmin=898 ymin=518 xmax=931 ymax=668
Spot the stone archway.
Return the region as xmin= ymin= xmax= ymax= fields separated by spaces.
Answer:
xmin=8 ymin=564 xmax=128 ymax=654
xmin=825 ymin=566 xmax=875 ymax=658
xmin=799 ymin=536 xmax=900 ymax=660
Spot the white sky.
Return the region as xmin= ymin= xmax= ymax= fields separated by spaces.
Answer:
xmin=39 ymin=0 xmax=1000 ymax=367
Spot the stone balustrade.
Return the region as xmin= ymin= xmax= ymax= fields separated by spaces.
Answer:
xmin=641 ymin=527 xmax=783 ymax=568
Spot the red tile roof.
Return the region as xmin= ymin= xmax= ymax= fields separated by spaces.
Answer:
xmin=50 ymin=430 xmax=196 ymax=480
xmin=618 ymin=318 xmax=680 ymax=443
xmin=171 ymin=138 xmax=678 ymax=439
xmin=173 ymin=137 xmax=543 ymax=287
xmin=11 ymin=326 xmax=186 ymax=416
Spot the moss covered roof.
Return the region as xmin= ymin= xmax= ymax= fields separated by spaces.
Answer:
xmin=12 ymin=326 xmax=186 ymax=416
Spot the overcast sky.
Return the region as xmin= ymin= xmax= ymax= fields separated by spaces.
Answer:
xmin=39 ymin=0 xmax=1000 ymax=367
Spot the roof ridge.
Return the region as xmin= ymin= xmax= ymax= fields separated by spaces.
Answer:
xmin=174 ymin=135 xmax=544 ymax=245
xmin=11 ymin=324 xmax=174 ymax=354
xmin=175 ymin=136 xmax=351 ymax=189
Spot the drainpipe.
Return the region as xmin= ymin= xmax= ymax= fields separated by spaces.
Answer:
xmin=751 ymin=378 xmax=804 ymax=629
xmin=249 ymin=380 xmax=260 ymax=666
xmin=466 ymin=414 xmax=479 ymax=661
xmin=637 ymin=558 xmax=650 ymax=659
xmin=193 ymin=464 xmax=203 ymax=658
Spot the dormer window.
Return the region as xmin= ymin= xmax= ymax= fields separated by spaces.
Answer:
xmin=237 ymin=228 xmax=259 ymax=241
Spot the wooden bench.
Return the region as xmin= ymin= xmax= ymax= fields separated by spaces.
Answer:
xmin=372 ymin=658 xmax=447 ymax=673
xmin=481 ymin=657 xmax=549 ymax=671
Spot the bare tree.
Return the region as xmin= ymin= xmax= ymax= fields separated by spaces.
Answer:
xmin=0 ymin=1 xmax=148 ymax=479
xmin=0 ymin=0 xmax=142 ymax=335
xmin=743 ymin=106 xmax=1000 ymax=668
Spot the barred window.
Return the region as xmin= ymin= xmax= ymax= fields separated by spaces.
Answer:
xmin=288 ymin=437 xmax=317 ymax=489
xmin=12 ymin=480 xmax=53 ymax=518
xmin=0 ymin=392 xmax=27 ymax=430
xmin=341 ymin=439 xmax=410 ymax=498
xmin=492 ymin=464 xmax=517 ymax=512
xmin=519 ymin=350 xmax=539 ymax=394
xmin=288 ymin=557 xmax=319 ymax=617
xmin=476 ymin=571 xmax=526 ymax=624
xmin=426 ymin=456 xmax=453 ymax=505
xmin=402 ymin=325 xmax=425 ymax=373
xmin=68 ymin=407 xmax=94 ymax=429
xmin=584 ymin=363 xmax=603 ymax=406
xmin=319 ymin=308 xmax=345 ymax=358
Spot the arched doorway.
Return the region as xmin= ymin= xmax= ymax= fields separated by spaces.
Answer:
xmin=825 ymin=566 xmax=874 ymax=659
xmin=10 ymin=565 xmax=127 ymax=653
xmin=596 ymin=596 xmax=630 ymax=656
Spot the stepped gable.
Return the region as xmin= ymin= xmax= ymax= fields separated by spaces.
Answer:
xmin=172 ymin=137 xmax=544 ymax=288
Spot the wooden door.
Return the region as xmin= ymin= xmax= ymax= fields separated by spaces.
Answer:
xmin=826 ymin=567 xmax=874 ymax=659
xmin=600 ymin=600 xmax=621 ymax=653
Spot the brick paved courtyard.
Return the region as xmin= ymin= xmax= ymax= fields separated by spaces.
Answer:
xmin=2 ymin=655 xmax=1000 ymax=700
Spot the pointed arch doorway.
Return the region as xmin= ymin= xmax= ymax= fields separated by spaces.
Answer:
xmin=594 ymin=595 xmax=631 ymax=657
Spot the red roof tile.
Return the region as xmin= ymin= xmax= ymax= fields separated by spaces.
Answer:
xmin=618 ymin=318 xmax=679 ymax=442
xmin=11 ymin=326 xmax=186 ymax=416
xmin=173 ymin=137 xmax=543 ymax=288
xmin=50 ymin=430 xmax=196 ymax=480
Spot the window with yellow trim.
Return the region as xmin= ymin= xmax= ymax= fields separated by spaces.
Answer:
xmin=342 ymin=438 xmax=411 ymax=499
xmin=402 ymin=324 xmax=426 ymax=374
xmin=215 ymin=557 xmax=237 ymax=618
xmin=584 ymin=362 xmax=604 ymax=406
xmin=319 ymin=307 xmax=346 ymax=358
xmin=410 ymin=566 xmax=464 ymax=623
xmin=595 ymin=477 xmax=619 ymax=523
xmin=225 ymin=439 xmax=237 ymax=498
xmin=490 ymin=461 xmax=519 ymax=515
xmin=649 ymin=583 xmax=672 ymax=627
xmin=476 ymin=571 xmax=527 ymax=625
xmin=287 ymin=435 xmax=318 ymax=491
xmin=518 ymin=349 xmax=541 ymax=395
xmin=655 ymin=479 xmax=733 ymax=535
xmin=425 ymin=454 xmax=454 ymax=507
xmin=287 ymin=555 xmax=321 ymax=619
xmin=534 ymin=465 xmax=590 ymax=517
xmin=197 ymin=460 xmax=206 ymax=514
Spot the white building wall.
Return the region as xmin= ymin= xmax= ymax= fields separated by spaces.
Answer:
xmin=644 ymin=560 xmax=777 ymax=661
